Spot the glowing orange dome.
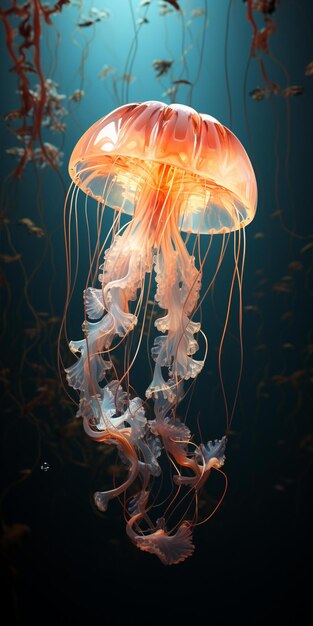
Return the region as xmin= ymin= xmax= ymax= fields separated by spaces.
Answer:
xmin=69 ymin=101 xmax=257 ymax=234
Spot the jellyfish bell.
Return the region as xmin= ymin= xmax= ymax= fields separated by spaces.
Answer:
xmin=69 ymin=100 xmax=257 ymax=236
xmin=64 ymin=101 xmax=257 ymax=565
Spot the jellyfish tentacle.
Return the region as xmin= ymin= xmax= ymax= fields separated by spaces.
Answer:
xmin=146 ymin=205 xmax=220 ymax=496
xmin=126 ymin=491 xmax=195 ymax=565
xmin=80 ymin=383 xmax=162 ymax=511
xmin=94 ymin=437 xmax=140 ymax=512
xmin=77 ymin=379 xmax=128 ymax=435
xmin=65 ymin=219 xmax=153 ymax=403
xmin=173 ymin=435 xmax=227 ymax=489
xmin=150 ymin=412 xmax=201 ymax=482
xmin=65 ymin=190 xmax=169 ymax=519
xmin=89 ymin=397 xmax=148 ymax=513
xmin=92 ymin=430 xmax=161 ymax=514
xmin=150 ymin=399 xmax=227 ymax=491
xmin=146 ymin=216 xmax=203 ymax=400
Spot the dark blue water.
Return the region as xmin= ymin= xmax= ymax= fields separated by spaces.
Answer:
xmin=0 ymin=2 xmax=312 ymax=624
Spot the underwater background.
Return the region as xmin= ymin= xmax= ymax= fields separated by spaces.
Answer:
xmin=0 ymin=1 xmax=312 ymax=624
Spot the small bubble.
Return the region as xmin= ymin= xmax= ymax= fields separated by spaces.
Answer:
xmin=41 ymin=461 xmax=50 ymax=472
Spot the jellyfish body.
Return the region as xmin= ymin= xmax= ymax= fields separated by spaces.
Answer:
xmin=64 ymin=101 xmax=257 ymax=564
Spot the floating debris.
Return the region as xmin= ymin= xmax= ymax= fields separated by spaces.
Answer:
xmin=34 ymin=143 xmax=64 ymax=168
xmin=273 ymin=484 xmax=286 ymax=492
xmin=78 ymin=19 xmax=97 ymax=27
xmin=50 ymin=121 xmax=66 ymax=133
xmin=19 ymin=469 xmax=32 ymax=477
xmin=4 ymin=110 xmax=22 ymax=122
xmin=305 ymin=61 xmax=313 ymax=77
xmin=0 ymin=253 xmax=21 ymax=263
xmin=7 ymin=143 xmax=63 ymax=169
xmin=13 ymin=126 xmax=33 ymax=139
xmin=288 ymin=261 xmax=303 ymax=272
xmin=282 ymin=85 xmax=303 ymax=97
xmin=18 ymin=217 xmax=45 ymax=238
xmin=272 ymin=282 xmax=291 ymax=293
xmin=163 ymin=0 xmax=181 ymax=10
xmin=173 ymin=79 xmax=192 ymax=86
xmin=137 ymin=17 xmax=149 ymax=25
xmin=10 ymin=60 xmax=36 ymax=74
xmin=271 ymin=209 xmax=283 ymax=219
xmin=272 ymin=369 xmax=309 ymax=387
xmin=159 ymin=3 xmax=173 ymax=16
xmin=153 ymin=59 xmax=173 ymax=78
xmin=99 ymin=65 xmax=115 ymax=79
xmin=281 ymin=311 xmax=293 ymax=321
xmin=6 ymin=146 xmax=26 ymax=160
xmin=120 ymin=74 xmax=135 ymax=84
xmin=78 ymin=7 xmax=110 ymax=26
xmin=89 ymin=8 xmax=111 ymax=20
xmin=47 ymin=316 xmax=61 ymax=324
xmin=24 ymin=327 xmax=41 ymax=339
xmin=250 ymin=87 xmax=268 ymax=101
xmin=29 ymin=79 xmax=67 ymax=130
xmin=300 ymin=242 xmax=313 ymax=254
xmin=162 ymin=86 xmax=178 ymax=99
xmin=191 ymin=8 xmax=205 ymax=18
xmin=288 ymin=370 xmax=308 ymax=386
xmin=69 ymin=89 xmax=85 ymax=102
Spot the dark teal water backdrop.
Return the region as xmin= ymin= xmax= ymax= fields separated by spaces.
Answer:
xmin=0 ymin=2 xmax=312 ymax=624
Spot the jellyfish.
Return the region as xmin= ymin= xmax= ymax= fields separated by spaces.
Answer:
xmin=63 ymin=101 xmax=257 ymax=565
